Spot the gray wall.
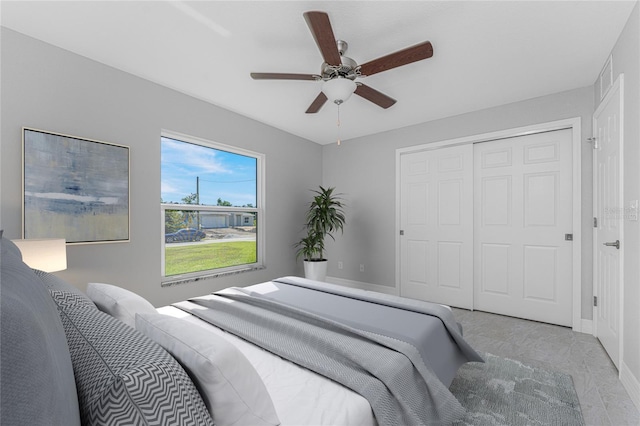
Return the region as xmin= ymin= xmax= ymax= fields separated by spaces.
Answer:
xmin=593 ymin=1 xmax=640 ymax=391
xmin=0 ymin=28 xmax=320 ymax=307
xmin=322 ymin=86 xmax=595 ymax=320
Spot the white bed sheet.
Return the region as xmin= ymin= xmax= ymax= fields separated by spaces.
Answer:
xmin=158 ymin=303 xmax=376 ymax=426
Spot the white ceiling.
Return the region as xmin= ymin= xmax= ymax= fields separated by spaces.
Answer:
xmin=1 ymin=1 xmax=636 ymax=145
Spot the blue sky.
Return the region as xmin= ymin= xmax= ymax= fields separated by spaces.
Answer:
xmin=161 ymin=137 xmax=256 ymax=206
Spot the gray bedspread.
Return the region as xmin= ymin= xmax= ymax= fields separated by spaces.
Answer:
xmin=262 ymin=276 xmax=483 ymax=386
xmin=174 ymin=289 xmax=467 ymax=425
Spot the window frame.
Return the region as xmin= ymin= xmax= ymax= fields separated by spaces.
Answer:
xmin=160 ymin=130 xmax=265 ymax=285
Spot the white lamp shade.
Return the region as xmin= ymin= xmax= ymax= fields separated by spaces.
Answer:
xmin=12 ymin=238 xmax=67 ymax=272
xmin=322 ymin=78 xmax=357 ymax=104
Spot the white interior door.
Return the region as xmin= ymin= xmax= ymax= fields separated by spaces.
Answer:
xmin=593 ymin=75 xmax=623 ymax=369
xmin=473 ymin=129 xmax=573 ymax=326
xmin=399 ymin=144 xmax=474 ymax=309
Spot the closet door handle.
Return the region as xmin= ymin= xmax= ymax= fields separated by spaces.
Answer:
xmin=603 ymin=240 xmax=620 ymax=249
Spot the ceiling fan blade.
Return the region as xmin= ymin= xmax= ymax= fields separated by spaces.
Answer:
xmin=251 ymin=72 xmax=321 ymax=81
xmin=355 ymin=84 xmax=397 ymax=109
xmin=358 ymin=41 xmax=433 ymax=77
xmin=303 ymin=11 xmax=341 ymax=66
xmin=305 ymin=92 xmax=328 ymax=114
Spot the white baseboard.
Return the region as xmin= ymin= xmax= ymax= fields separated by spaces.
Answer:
xmin=578 ymin=319 xmax=593 ymax=335
xmin=325 ymin=276 xmax=399 ymax=296
xmin=620 ymin=360 xmax=640 ymax=411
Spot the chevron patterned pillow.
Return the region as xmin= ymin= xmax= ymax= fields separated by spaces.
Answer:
xmin=49 ymin=290 xmax=214 ymax=426
xmin=34 ymin=269 xmax=97 ymax=308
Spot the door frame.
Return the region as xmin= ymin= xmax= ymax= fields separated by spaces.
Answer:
xmin=396 ymin=117 xmax=583 ymax=331
xmin=592 ymin=74 xmax=624 ymax=368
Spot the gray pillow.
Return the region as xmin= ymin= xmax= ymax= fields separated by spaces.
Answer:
xmin=0 ymin=237 xmax=81 ymax=426
xmin=49 ymin=289 xmax=214 ymax=426
xmin=2 ymin=232 xmax=22 ymax=259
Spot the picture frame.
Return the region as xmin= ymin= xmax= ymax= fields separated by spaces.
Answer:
xmin=22 ymin=127 xmax=130 ymax=244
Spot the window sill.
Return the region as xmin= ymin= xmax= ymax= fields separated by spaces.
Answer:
xmin=161 ymin=264 xmax=266 ymax=288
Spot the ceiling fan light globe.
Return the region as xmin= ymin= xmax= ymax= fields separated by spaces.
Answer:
xmin=322 ymin=78 xmax=356 ymax=104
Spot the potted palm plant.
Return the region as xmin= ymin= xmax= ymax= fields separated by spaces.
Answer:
xmin=295 ymin=186 xmax=346 ymax=281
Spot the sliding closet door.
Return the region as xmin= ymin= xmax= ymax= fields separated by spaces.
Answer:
xmin=399 ymin=144 xmax=473 ymax=309
xmin=473 ymin=129 xmax=573 ymax=326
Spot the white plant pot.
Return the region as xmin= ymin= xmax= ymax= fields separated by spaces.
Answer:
xmin=303 ymin=260 xmax=328 ymax=282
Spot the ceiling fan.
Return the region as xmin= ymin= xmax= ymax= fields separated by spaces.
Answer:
xmin=250 ymin=11 xmax=434 ymax=114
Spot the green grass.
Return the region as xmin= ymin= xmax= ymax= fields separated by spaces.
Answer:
xmin=165 ymin=241 xmax=257 ymax=276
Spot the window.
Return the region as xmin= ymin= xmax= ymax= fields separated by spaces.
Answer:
xmin=160 ymin=132 xmax=264 ymax=283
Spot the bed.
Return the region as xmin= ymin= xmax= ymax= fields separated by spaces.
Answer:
xmin=0 ymin=234 xmax=482 ymax=426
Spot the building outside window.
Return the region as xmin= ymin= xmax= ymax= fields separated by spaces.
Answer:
xmin=160 ymin=132 xmax=264 ymax=282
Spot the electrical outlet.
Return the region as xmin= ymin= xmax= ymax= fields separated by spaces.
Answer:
xmin=338 ymin=261 xmax=343 ymax=270
xmin=360 ymin=264 xmax=364 ymax=272
xmin=629 ymin=200 xmax=639 ymax=221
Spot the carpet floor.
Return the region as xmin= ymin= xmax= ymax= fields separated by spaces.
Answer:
xmin=450 ymin=352 xmax=584 ymax=426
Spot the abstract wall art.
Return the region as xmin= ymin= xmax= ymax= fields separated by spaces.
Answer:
xmin=22 ymin=128 xmax=130 ymax=244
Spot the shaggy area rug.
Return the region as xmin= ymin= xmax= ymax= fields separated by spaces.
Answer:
xmin=450 ymin=352 xmax=584 ymax=426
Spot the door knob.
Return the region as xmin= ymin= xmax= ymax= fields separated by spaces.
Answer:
xmin=603 ymin=240 xmax=620 ymax=249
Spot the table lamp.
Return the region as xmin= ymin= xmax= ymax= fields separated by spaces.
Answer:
xmin=11 ymin=238 xmax=67 ymax=272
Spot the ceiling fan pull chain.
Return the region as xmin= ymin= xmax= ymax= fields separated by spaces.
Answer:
xmin=336 ymin=103 xmax=341 ymax=145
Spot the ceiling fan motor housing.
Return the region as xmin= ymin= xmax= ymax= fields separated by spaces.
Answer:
xmin=321 ymin=40 xmax=358 ymax=81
